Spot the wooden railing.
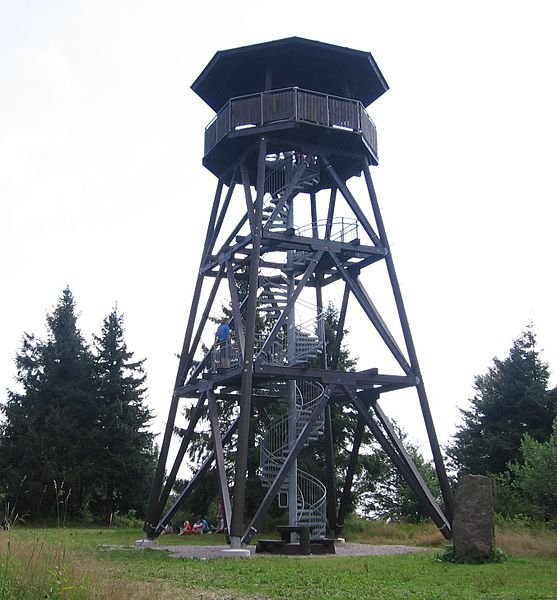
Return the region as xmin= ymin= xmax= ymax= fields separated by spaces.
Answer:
xmin=204 ymin=87 xmax=378 ymax=159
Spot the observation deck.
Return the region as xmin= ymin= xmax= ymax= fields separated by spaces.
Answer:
xmin=192 ymin=37 xmax=388 ymax=186
xmin=202 ymin=86 xmax=379 ymax=184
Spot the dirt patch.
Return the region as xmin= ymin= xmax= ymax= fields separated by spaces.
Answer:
xmin=142 ymin=542 xmax=429 ymax=560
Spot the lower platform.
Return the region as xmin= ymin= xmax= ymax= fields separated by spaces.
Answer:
xmin=255 ymin=538 xmax=336 ymax=555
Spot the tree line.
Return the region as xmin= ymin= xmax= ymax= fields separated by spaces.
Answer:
xmin=0 ymin=288 xmax=156 ymax=525
xmin=2 ymin=289 xmax=556 ymax=529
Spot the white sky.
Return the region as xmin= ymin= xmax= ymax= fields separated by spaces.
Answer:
xmin=1 ymin=0 xmax=556 ymax=459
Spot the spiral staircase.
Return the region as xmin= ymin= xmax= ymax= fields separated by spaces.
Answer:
xmin=256 ymin=151 xmax=327 ymax=539
xmin=259 ymin=380 xmax=327 ymax=537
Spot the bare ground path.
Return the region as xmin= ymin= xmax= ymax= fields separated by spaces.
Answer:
xmin=143 ymin=542 xmax=430 ymax=560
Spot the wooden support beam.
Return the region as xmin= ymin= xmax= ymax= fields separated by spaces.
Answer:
xmin=156 ymin=416 xmax=239 ymax=535
xmin=329 ymin=251 xmax=412 ymax=375
xmin=155 ymin=394 xmax=207 ymax=519
xmin=230 ymin=139 xmax=267 ymax=546
xmin=207 ymin=390 xmax=233 ymax=532
xmin=345 ymin=386 xmax=451 ymax=538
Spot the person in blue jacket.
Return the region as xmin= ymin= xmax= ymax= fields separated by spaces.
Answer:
xmin=215 ymin=319 xmax=232 ymax=368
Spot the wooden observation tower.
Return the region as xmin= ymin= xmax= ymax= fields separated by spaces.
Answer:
xmin=144 ymin=37 xmax=454 ymax=551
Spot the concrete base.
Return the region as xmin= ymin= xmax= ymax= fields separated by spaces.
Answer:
xmin=135 ymin=538 xmax=158 ymax=548
xmin=220 ymin=548 xmax=251 ymax=559
xmin=334 ymin=537 xmax=346 ymax=545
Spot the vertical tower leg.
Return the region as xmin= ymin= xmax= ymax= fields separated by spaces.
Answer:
xmin=229 ymin=138 xmax=267 ymax=547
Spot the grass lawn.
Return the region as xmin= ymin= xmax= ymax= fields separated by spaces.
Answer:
xmin=1 ymin=523 xmax=556 ymax=599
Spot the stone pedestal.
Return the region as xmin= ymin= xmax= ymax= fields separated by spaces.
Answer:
xmin=453 ymin=474 xmax=494 ymax=559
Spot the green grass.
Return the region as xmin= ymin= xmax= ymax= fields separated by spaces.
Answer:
xmin=102 ymin=547 xmax=557 ymax=599
xmin=1 ymin=523 xmax=557 ymax=599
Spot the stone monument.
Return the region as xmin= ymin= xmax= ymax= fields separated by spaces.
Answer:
xmin=453 ymin=474 xmax=495 ymax=559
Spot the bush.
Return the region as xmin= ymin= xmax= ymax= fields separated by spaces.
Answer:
xmin=493 ymin=419 xmax=557 ymax=523
xmin=111 ymin=510 xmax=143 ymax=528
xmin=437 ymin=544 xmax=508 ymax=564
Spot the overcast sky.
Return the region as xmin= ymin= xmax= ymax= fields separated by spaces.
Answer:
xmin=2 ymin=0 xmax=556 ymax=458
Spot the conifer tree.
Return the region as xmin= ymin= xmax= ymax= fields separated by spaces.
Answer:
xmin=0 ymin=287 xmax=97 ymax=520
xmin=92 ymin=308 xmax=156 ymax=523
xmin=448 ymin=326 xmax=556 ymax=476
xmin=0 ymin=291 xmax=156 ymax=524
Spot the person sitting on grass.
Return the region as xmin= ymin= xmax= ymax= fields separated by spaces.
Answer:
xmin=201 ymin=517 xmax=211 ymax=534
xmin=180 ymin=520 xmax=193 ymax=535
xmin=162 ymin=523 xmax=173 ymax=535
xmin=192 ymin=517 xmax=205 ymax=534
xmin=192 ymin=516 xmax=212 ymax=534
xmin=215 ymin=516 xmax=225 ymax=533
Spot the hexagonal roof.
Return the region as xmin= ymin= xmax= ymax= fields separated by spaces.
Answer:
xmin=191 ymin=37 xmax=389 ymax=112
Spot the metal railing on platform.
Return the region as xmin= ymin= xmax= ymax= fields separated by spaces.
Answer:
xmin=209 ymin=342 xmax=240 ymax=372
xmin=295 ymin=217 xmax=359 ymax=243
xmin=204 ymin=87 xmax=377 ymax=159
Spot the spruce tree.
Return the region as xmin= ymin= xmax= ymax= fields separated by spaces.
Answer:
xmin=92 ymin=308 xmax=156 ymax=523
xmin=0 ymin=288 xmax=97 ymax=520
xmin=448 ymin=326 xmax=556 ymax=476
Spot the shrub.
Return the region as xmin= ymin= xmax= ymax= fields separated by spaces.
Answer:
xmin=437 ymin=544 xmax=508 ymax=564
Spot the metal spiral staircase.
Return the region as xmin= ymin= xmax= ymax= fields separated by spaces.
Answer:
xmin=259 ymin=380 xmax=327 ymax=538
xmin=257 ymin=152 xmax=328 ymax=538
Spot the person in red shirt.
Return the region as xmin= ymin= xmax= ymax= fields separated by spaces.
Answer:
xmin=180 ymin=520 xmax=193 ymax=535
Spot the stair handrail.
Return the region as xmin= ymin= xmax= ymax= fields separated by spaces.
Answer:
xmin=261 ymin=381 xmax=324 ymax=479
xmin=296 ymin=469 xmax=327 ymax=532
xmin=254 ymin=331 xmax=287 ymax=366
xmin=257 ymin=272 xmax=326 ymax=364
xmin=258 ymin=273 xmax=325 ymax=324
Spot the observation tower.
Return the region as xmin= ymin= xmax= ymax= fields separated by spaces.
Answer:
xmin=144 ymin=37 xmax=454 ymax=552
